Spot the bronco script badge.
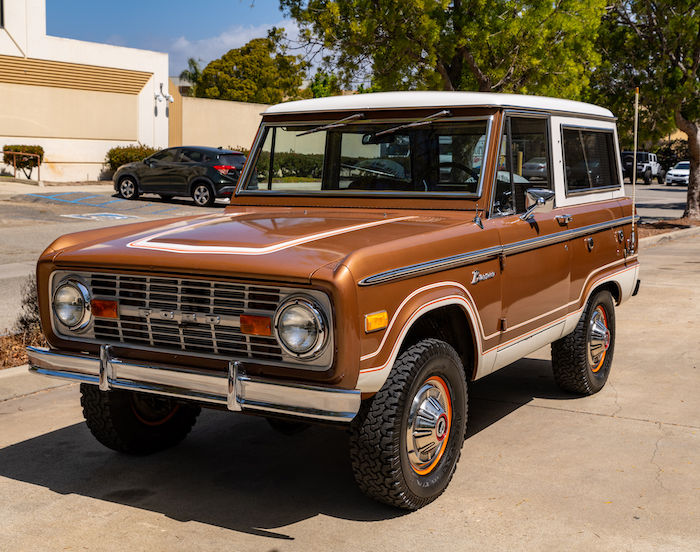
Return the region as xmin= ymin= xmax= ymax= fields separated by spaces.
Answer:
xmin=471 ymin=269 xmax=496 ymax=285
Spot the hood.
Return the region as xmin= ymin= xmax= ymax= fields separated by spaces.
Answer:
xmin=50 ymin=207 xmax=469 ymax=283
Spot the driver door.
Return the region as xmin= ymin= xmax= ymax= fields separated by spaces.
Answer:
xmin=491 ymin=115 xmax=571 ymax=367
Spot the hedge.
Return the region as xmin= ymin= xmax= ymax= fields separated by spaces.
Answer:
xmin=105 ymin=144 xmax=160 ymax=172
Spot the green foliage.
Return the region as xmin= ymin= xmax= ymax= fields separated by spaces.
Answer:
xmin=179 ymin=58 xmax=203 ymax=96
xmin=2 ymin=145 xmax=44 ymax=179
xmin=357 ymin=81 xmax=381 ymax=94
xmin=105 ymin=144 xmax=159 ymax=172
xmin=589 ymin=1 xmax=700 ymax=218
xmin=281 ymin=0 xmax=606 ymax=99
xmin=194 ymin=29 xmax=309 ymax=104
xmin=310 ymin=70 xmax=342 ymax=98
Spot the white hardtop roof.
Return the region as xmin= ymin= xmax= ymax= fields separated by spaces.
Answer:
xmin=264 ymin=91 xmax=614 ymax=119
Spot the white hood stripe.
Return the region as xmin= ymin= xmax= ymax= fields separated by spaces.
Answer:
xmin=127 ymin=215 xmax=417 ymax=255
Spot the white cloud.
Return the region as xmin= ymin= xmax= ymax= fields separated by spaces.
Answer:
xmin=168 ymin=20 xmax=299 ymax=76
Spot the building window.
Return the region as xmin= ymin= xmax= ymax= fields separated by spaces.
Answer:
xmin=1 ymin=1 xmax=4 ymax=28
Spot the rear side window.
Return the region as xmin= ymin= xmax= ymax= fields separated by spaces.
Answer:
xmin=218 ymin=154 xmax=246 ymax=167
xmin=562 ymin=128 xmax=620 ymax=193
xmin=179 ymin=149 xmax=206 ymax=163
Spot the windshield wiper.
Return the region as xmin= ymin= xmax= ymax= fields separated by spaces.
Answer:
xmin=374 ymin=110 xmax=452 ymax=137
xmin=296 ymin=113 xmax=365 ymax=137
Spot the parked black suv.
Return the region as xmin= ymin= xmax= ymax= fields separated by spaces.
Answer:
xmin=113 ymin=146 xmax=246 ymax=206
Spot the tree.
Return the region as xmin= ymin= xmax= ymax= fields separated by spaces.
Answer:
xmin=281 ymin=0 xmax=606 ymax=99
xmin=179 ymin=58 xmax=203 ymax=96
xmin=590 ymin=1 xmax=700 ymax=219
xmin=310 ymin=69 xmax=342 ymax=97
xmin=193 ymin=29 xmax=309 ymax=104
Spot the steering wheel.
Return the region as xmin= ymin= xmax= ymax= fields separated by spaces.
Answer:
xmin=420 ymin=162 xmax=479 ymax=183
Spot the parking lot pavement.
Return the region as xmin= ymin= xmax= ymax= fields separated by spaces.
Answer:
xmin=624 ymin=182 xmax=687 ymax=221
xmin=1 ymin=235 xmax=699 ymax=550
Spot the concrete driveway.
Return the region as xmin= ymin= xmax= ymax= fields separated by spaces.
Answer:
xmin=1 ymin=239 xmax=699 ymax=551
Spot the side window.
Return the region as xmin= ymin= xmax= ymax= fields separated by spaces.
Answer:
xmin=179 ymin=149 xmax=203 ymax=163
xmin=150 ymin=149 xmax=176 ymax=163
xmin=493 ymin=117 xmax=550 ymax=216
xmin=562 ymin=128 xmax=620 ymax=193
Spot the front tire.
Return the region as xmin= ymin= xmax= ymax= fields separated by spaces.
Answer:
xmin=192 ymin=182 xmax=216 ymax=207
xmin=117 ymin=176 xmax=139 ymax=200
xmin=80 ymin=384 xmax=200 ymax=455
xmin=350 ymin=339 xmax=468 ymax=510
xmin=643 ymin=169 xmax=652 ymax=185
xmin=551 ymin=290 xmax=615 ymax=395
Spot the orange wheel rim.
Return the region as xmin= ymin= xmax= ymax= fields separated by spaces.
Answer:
xmin=406 ymin=375 xmax=453 ymax=475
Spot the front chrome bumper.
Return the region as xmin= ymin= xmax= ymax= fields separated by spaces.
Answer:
xmin=27 ymin=346 xmax=361 ymax=423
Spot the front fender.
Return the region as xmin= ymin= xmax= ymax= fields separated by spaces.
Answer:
xmin=356 ymin=281 xmax=486 ymax=394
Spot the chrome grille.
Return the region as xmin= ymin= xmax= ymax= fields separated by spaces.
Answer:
xmin=89 ymin=274 xmax=284 ymax=361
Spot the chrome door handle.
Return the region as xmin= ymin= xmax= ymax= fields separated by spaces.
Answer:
xmin=556 ymin=214 xmax=573 ymax=225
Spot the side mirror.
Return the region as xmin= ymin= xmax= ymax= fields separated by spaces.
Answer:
xmin=519 ymin=188 xmax=555 ymax=221
xmin=143 ymin=159 xmax=152 ymax=167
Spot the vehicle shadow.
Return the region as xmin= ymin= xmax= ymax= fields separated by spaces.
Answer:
xmin=467 ymin=357 xmax=575 ymax=437
xmin=111 ymin=193 xmax=229 ymax=209
xmin=0 ymin=357 xmax=572 ymax=536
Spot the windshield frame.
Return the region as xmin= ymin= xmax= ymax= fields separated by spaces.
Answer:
xmin=235 ymin=115 xmax=494 ymax=200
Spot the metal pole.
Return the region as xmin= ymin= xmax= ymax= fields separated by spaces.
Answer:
xmin=632 ymin=87 xmax=639 ymax=236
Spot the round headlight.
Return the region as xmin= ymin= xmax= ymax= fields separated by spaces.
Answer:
xmin=275 ymin=297 xmax=327 ymax=358
xmin=53 ymin=279 xmax=91 ymax=331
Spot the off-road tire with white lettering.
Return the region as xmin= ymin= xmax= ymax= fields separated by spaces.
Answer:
xmin=349 ymin=339 xmax=468 ymax=510
xmin=80 ymin=384 xmax=200 ymax=455
xmin=551 ymin=290 xmax=615 ymax=395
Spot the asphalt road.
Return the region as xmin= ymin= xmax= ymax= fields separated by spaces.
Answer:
xmin=1 ymin=233 xmax=699 ymax=551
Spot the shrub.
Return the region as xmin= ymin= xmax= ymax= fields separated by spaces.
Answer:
xmin=2 ymin=145 xmax=44 ymax=179
xmin=105 ymin=144 xmax=159 ymax=172
xmin=13 ymin=274 xmax=41 ymax=334
xmin=0 ymin=274 xmax=46 ymax=369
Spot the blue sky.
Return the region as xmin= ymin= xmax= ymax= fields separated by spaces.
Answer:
xmin=46 ymin=0 xmax=295 ymax=76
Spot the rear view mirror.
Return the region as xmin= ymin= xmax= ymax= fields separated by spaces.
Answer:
xmin=362 ymin=134 xmax=396 ymax=145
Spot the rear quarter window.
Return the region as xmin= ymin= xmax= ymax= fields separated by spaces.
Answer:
xmin=562 ymin=127 xmax=620 ymax=194
xmin=218 ymin=154 xmax=246 ymax=167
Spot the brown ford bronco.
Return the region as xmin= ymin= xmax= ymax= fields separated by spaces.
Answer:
xmin=28 ymin=92 xmax=640 ymax=510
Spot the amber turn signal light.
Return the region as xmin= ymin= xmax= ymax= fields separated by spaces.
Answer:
xmin=240 ymin=314 xmax=272 ymax=336
xmin=365 ymin=311 xmax=388 ymax=333
xmin=91 ymin=299 xmax=118 ymax=319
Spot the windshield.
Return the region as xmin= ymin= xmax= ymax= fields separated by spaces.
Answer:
xmin=675 ymin=161 xmax=690 ymax=170
xmin=240 ymin=119 xmax=490 ymax=196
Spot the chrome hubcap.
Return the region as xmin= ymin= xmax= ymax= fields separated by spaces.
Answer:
xmin=406 ymin=377 xmax=452 ymax=474
xmin=588 ymin=306 xmax=610 ymax=370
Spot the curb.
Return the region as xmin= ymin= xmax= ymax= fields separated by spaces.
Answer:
xmin=639 ymin=225 xmax=700 ymax=248
xmin=0 ymin=176 xmax=44 ymax=187
xmin=0 ymin=364 xmax=72 ymax=402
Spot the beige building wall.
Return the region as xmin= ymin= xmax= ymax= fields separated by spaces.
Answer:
xmin=179 ymin=96 xmax=268 ymax=152
xmin=0 ymin=0 xmax=169 ymax=182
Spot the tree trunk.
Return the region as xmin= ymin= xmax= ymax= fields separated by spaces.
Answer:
xmin=675 ymin=111 xmax=700 ymax=220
